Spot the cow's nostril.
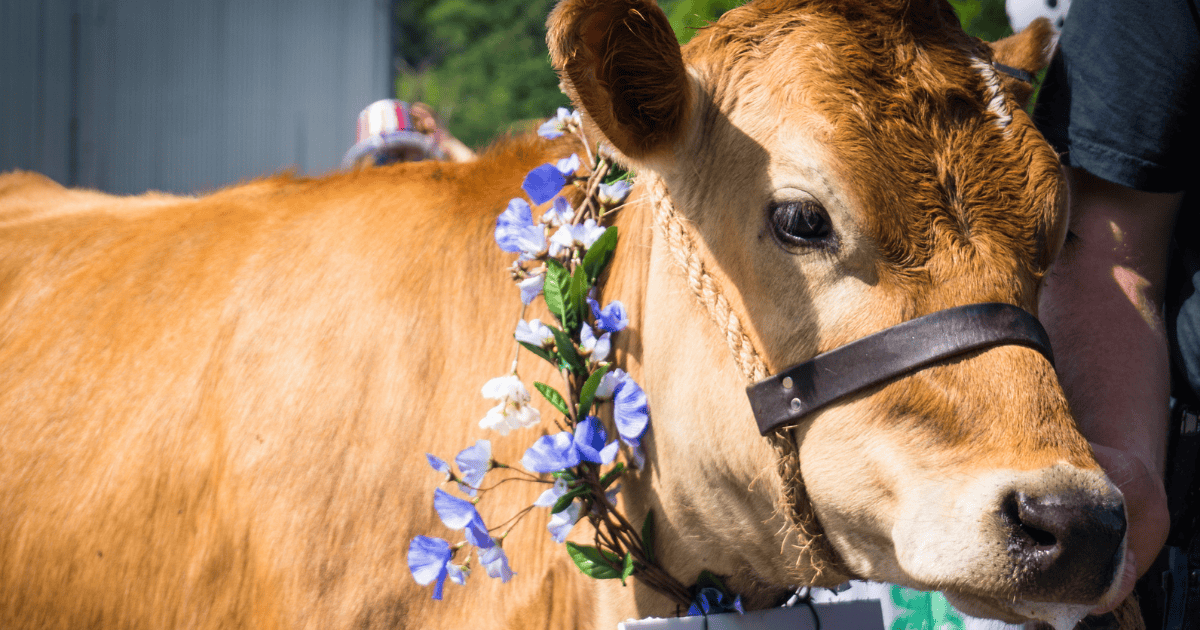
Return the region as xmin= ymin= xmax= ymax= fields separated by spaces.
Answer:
xmin=999 ymin=490 xmax=1126 ymax=603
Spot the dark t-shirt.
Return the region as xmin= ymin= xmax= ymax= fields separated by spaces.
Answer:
xmin=1034 ymin=0 xmax=1200 ymax=404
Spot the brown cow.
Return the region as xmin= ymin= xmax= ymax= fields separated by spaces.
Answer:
xmin=0 ymin=1 xmax=1129 ymax=629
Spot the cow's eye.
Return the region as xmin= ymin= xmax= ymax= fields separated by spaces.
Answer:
xmin=769 ymin=199 xmax=832 ymax=247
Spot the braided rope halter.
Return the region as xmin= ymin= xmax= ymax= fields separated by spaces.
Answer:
xmin=642 ymin=172 xmax=846 ymax=582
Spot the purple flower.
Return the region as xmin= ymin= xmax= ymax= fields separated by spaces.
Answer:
xmin=520 ymin=416 xmax=619 ymax=473
xmin=479 ymin=545 xmax=515 ymax=582
xmin=687 ymin=587 xmax=744 ymax=616
xmin=598 ymin=180 xmax=632 ymax=206
xmin=537 ymin=107 xmax=577 ymax=139
xmin=495 ymin=198 xmax=546 ymax=257
xmin=523 ymin=164 xmax=566 ymax=205
xmin=427 ymin=453 xmax=452 ymax=480
xmin=433 ymin=488 xmax=493 ymax=549
xmin=588 ymin=298 xmax=628 ymax=333
xmin=455 ymin=440 xmax=492 ymax=496
xmin=580 ymin=323 xmax=611 ymax=363
xmin=594 ymin=367 xmax=625 ymax=400
xmin=408 ymin=536 xmax=453 ymax=599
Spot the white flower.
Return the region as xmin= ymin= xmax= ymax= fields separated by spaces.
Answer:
xmin=541 ymin=196 xmax=575 ymax=227
xmin=478 ymin=375 xmax=542 ymax=435
xmin=594 ymin=368 xmax=626 ymax=400
xmin=580 ymin=323 xmax=610 ymax=363
xmin=518 ymin=273 xmax=545 ymax=305
xmin=515 ymin=318 xmax=555 ymax=347
xmin=534 ymin=477 xmax=572 ymax=507
xmin=548 ymin=220 xmax=607 ymax=257
xmin=598 ymin=180 xmax=631 ymax=206
xmin=548 ymin=502 xmax=582 ymax=543
xmin=555 ymin=154 xmax=580 ymax=178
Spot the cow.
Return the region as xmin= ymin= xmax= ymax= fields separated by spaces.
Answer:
xmin=0 ymin=1 xmax=1133 ymax=629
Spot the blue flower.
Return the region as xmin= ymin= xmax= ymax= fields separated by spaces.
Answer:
xmin=455 ymin=439 xmax=492 ymax=496
xmin=598 ymin=180 xmax=632 ymax=206
xmin=478 ymin=545 xmax=515 ymax=582
xmin=537 ymin=107 xmax=577 ymax=139
xmin=613 ymin=374 xmax=650 ymax=468
xmin=521 ymin=432 xmax=578 ymax=473
xmin=688 ymin=587 xmax=745 ymax=616
xmin=523 ymin=164 xmax=566 ymax=205
xmin=588 ymin=298 xmax=628 ymax=333
xmin=495 ymin=198 xmax=546 ymax=257
xmin=580 ymin=323 xmax=611 ymax=363
xmin=408 ymin=535 xmax=454 ymax=600
xmin=520 ymin=416 xmax=619 ymax=473
xmin=427 ymin=453 xmax=452 ymax=480
xmin=556 ymin=154 xmax=581 ymax=179
xmin=518 ymin=273 xmax=545 ymax=305
xmin=433 ymin=488 xmax=493 ymax=549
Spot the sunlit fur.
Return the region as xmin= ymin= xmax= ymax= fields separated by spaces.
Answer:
xmin=0 ymin=1 xmax=1128 ymax=629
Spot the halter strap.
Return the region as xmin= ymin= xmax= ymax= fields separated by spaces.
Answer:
xmin=746 ymin=303 xmax=1054 ymax=435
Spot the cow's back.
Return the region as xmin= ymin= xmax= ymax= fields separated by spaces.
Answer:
xmin=0 ymin=135 xmax=590 ymax=629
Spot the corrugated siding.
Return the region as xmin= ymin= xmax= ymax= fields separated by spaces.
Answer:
xmin=1 ymin=0 xmax=391 ymax=195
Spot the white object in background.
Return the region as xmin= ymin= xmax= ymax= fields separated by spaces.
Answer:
xmin=1006 ymin=0 xmax=1071 ymax=31
xmin=618 ymin=600 xmax=883 ymax=630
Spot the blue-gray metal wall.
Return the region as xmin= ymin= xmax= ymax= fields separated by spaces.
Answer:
xmin=1 ymin=0 xmax=392 ymax=195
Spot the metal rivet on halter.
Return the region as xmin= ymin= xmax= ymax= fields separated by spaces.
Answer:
xmin=781 ymin=376 xmax=794 ymax=390
xmin=789 ymin=398 xmax=802 ymax=412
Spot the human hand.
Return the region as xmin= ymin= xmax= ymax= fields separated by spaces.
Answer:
xmin=1088 ymin=443 xmax=1170 ymax=614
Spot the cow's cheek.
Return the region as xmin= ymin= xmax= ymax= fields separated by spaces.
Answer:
xmin=795 ymin=403 xmax=910 ymax=580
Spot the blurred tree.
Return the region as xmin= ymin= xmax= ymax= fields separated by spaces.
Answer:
xmin=394 ymin=0 xmax=1015 ymax=148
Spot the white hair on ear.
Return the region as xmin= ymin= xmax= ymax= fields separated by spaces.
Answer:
xmin=972 ymin=57 xmax=1013 ymax=131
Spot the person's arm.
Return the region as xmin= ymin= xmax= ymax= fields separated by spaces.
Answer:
xmin=1038 ymin=166 xmax=1177 ymax=612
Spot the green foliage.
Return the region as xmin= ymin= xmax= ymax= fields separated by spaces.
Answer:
xmin=948 ymin=0 xmax=1013 ymax=41
xmin=396 ymin=0 xmax=1015 ymax=148
xmin=535 ymin=381 xmax=571 ymax=416
xmin=565 ymin=542 xmax=625 ymax=579
xmin=395 ymin=0 xmax=568 ymax=147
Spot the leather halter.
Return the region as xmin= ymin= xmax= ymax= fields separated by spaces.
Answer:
xmin=745 ymin=302 xmax=1054 ymax=435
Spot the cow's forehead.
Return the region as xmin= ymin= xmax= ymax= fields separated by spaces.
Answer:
xmin=684 ymin=0 xmax=1065 ymax=287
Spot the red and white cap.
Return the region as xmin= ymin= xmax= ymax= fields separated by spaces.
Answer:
xmin=342 ymin=99 xmax=440 ymax=167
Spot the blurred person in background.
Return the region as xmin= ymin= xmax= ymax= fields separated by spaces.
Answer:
xmin=342 ymin=99 xmax=475 ymax=168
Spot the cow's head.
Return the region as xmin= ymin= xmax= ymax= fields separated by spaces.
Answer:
xmin=548 ymin=0 xmax=1122 ymax=625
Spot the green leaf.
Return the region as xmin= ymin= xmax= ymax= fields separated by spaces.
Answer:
xmin=519 ymin=341 xmax=557 ymax=366
xmin=565 ymin=542 xmax=623 ymax=579
xmin=581 ymin=226 xmax=618 ymax=283
xmin=599 ymin=462 xmax=625 ymax=489
xmin=544 ymin=259 xmax=570 ymax=324
xmin=551 ymin=485 xmax=589 ymax=514
xmin=534 ymin=382 xmax=570 ymax=417
xmin=568 ymin=265 xmax=590 ymax=330
xmin=621 ymin=552 xmax=635 ymax=585
xmin=641 ymin=510 xmax=656 ymax=565
xmin=577 ymin=364 xmax=610 ymax=418
xmin=551 ymin=326 xmax=585 ymax=374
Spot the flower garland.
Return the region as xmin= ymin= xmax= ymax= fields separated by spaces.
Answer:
xmin=406 ymin=109 xmax=742 ymax=614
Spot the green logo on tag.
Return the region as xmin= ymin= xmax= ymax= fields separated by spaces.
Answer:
xmin=889 ymin=586 xmax=965 ymax=630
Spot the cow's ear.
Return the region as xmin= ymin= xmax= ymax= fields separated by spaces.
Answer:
xmin=988 ymin=17 xmax=1054 ymax=108
xmin=547 ymin=0 xmax=690 ymax=162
